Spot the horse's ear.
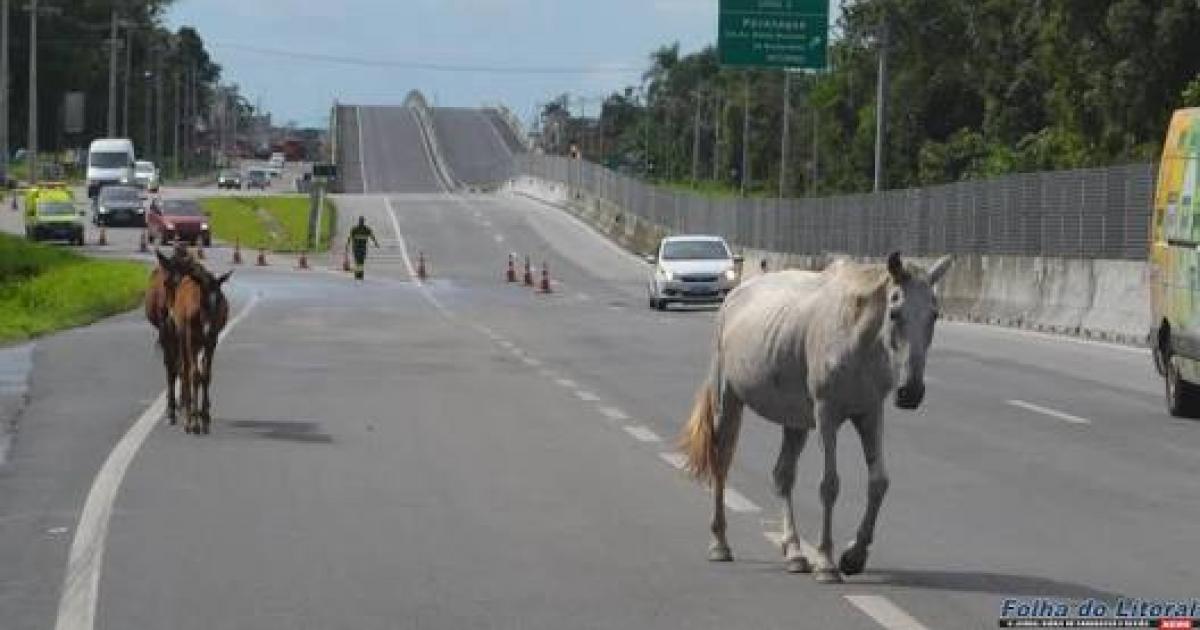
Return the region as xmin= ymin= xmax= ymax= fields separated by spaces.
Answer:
xmin=887 ymin=252 xmax=908 ymax=283
xmin=928 ymin=255 xmax=953 ymax=285
xmin=155 ymin=249 xmax=172 ymax=271
xmin=217 ymin=270 xmax=233 ymax=285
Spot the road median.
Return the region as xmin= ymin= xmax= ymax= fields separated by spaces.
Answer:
xmin=200 ymin=195 xmax=337 ymax=252
xmin=0 ymin=233 xmax=148 ymax=344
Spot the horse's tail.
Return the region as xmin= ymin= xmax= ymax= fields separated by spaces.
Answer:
xmin=680 ymin=381 xmax=718 ymax=484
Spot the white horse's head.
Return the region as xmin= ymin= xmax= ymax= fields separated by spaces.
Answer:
xmin=885 ymin=252 xmax=952 ymax=410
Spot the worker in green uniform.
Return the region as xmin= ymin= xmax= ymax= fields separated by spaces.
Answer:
xmin=345 ymin=216 xmax=380 ymax=281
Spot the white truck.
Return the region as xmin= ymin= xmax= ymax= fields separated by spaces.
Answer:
xmin=86 ymin=138 xmax=136 ymax=198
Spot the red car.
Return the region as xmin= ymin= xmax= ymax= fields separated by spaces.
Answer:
xmin=147 ymin=198 xmax=211 ymax=247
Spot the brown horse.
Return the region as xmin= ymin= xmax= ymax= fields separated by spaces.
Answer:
xmin=171 ymin=265 xmax=232 ymax=434
xmin=146 ymin=245 xmax=195 ymax=424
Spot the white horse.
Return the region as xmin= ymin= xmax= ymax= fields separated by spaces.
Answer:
xmin=680 ymin=252 xmax=951 ymax=583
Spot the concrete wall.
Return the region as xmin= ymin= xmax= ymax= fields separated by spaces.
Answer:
xmin=511 ymin=177 xmax=1152 ymax=347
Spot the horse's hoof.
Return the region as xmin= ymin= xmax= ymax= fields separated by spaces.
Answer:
xmin=708 ymin=545 xmax=734 ymax=562
xmin=785 ymin=557 xmax=812 ymax=574
xmin=838 ymin=545 xmax=869 ymax=576
xmin=814 ymin=567 xmax=843 ymax=584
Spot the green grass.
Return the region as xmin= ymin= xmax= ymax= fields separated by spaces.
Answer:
xmin=200 ymin=196 xmax=337 ymax=252
xmin=0 ymin=233 xmax=148 ymax=344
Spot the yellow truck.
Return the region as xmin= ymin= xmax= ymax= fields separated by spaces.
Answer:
xmin=1150 ymin=108 xmax=1200 ymax=416
xmin=23 ymin=183 xmax=85 ymax=246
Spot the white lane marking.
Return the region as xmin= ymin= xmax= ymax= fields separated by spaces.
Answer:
xmin=574 ymin=390 xmax=601 ymax=402
xmin=356 ymin=106 xmax=370 ymax=194
xmin=845 ymin=595 xmax=932 ymax=630
xmin=599 ymin=406 xmax=630 ymax=422
xmin=1007 ymin=399 xmax=1091 ymax=425
xmin=623 ymin=425 xmax=661 ymax=443
xmin=724 ymin=488 xmax=761 ymax=513
xmin=760 ymin=530 xmax=821 ymax=562
xmin=498 ymin=340 xmax=516 ymax=350
xmin=383 ymin=198 xmax=419 ymax=281
xmin=659 ymin=452 xmax=687 ymax=469
xmin=494 ymin=234 xmax=504 ymax=243
xmin=554 ymin=378 xmax=577 ymax=389
xmin=522 ymin=357 xmax=541 ymax=368
xmin=55 ymin=293 xmax=261 ymax=630
xmin=576 ymin=292 xmax=591 ymax=301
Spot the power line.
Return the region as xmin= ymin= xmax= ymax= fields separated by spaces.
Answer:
xmin=208 ymin=42 xmax=642 ymax=76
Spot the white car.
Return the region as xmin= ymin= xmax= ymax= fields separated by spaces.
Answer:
xmin=646 ymin=235 xmax=742 ymax=310
xmin=134 ymin=160 xmax=159 ymax=192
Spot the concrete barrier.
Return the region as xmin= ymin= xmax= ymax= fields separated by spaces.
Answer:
xmin=511 ymin=177 xmax=1152 ymax=346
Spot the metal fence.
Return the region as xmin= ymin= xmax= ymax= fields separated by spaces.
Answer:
xmin=516 ymin=155 xmax=1155 ymax=260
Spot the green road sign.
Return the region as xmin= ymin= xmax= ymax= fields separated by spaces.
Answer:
xmin=719 ymin=0 xmax=829 ymax=70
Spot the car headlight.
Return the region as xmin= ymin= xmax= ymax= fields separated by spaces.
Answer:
xmin=724 ymin=269 xmax=738 ymax=281
xmin=201 ymin=223 xmax=209 ymax=231
xmin=136 ymin=208 xmax=145 ymax=214
xmin=659 ymin=268 xmax=674 ymax=282
xmin=164 ymin=222 xmax=175 ymax=230
xmin=97 ymin=206 xmax=109 ymax=214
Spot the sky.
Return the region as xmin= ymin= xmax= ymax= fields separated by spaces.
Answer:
xmin=165 ymin=0 xmax=733 ymax=130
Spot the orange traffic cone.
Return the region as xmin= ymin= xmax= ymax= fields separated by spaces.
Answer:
xmin=297 ymin=251 xmax=310 ymax=270
xmin=523 ymin=256 xmax=534 ymax=287
xmin=506 ymin=254 xmax=517 ymax=283
xmin=256 ymin=249 xmax=268 ymax=266
xmin=138 ymin=230 xmax=148 ymax=253
xmin=538 ymin=261 xmax=553 ymax=294
xmin=232 ymin=239 xmax=243 ymax=265
xmin=417 ymin=252 xmax=428 ymax=281
xmin=97 ymin=227 xmax=108 ymax=246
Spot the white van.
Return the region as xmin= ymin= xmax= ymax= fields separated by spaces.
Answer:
xmin=87 ymin=138 xmax=136 ymax=198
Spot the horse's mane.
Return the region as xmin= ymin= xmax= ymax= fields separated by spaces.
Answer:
xmin=822 ymin=260 xmax=891 ymax=350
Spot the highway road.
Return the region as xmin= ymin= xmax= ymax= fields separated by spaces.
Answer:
xmin=1 ymin=107 xmax=1198 ymax=630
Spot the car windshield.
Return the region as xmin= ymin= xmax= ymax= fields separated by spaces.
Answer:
xmin=100 ymin=187 xmax=140 ymax=202
xmin=661 ymin=240 xmax=729 ymax=261
xmin=162 ymin=201 xmax=202 ymax=216
xmin=136 ymin=164 xmax=154 ymax=174
xmin=90 ymin=151 xmax=129 ymax=168
xmin=220 ymin=171 xmax=237 ymax=178
xmin=38 ymin=202 xmax=75 ymax=216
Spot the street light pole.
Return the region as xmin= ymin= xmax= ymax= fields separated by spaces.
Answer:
xmin=780 ymin=70 xmax=791 ymax=198
xmin=873 ymin=15 xmax=889 ymax=193
xmin=27 ymin=0 xmax=38 ymax=184
xmin=1 ymin=0 xmax=9 ymax=178
xmin=106 ymin=7 xmax=118 ymax=136
xmin=691 ymin=90 xmax=701 ymax=184
xmin=122 ymin=25 xmax=131 ymax=135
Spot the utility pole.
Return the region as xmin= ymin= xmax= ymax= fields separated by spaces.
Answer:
xmin=106 ymin=7 xmax=118 ymax=136
xmin=811 ymin=106 xmax=820 ymax=196
xmin=873 ymin=14 xmax=889 ymax=193
xmin=122 ymin=24 xmax=131 ymax=136
xmin=155 ymin=49 xmax=163 ymax=164
xmin=1 ymin=0 xmax=9 ymax=179
xmin=27 ymin=0 xmax=38 ymax=184
xmin=173 ymin=71 xmax=180 ymax=177
xmin=691 ymin=90 xmax=701 ymax=184
xmin=780 ymin=70 xmax=792 ymax=198
xmin=712 ymin=93 xmax=720 ymax=182
xmin=143 ymin=69 xmax=152 ymax=160
xmin=740 ymin=72 xmax=750 ymax=196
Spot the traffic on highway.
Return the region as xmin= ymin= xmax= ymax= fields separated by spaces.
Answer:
xmin=1 ymin=2 xmax=1199 ymax=630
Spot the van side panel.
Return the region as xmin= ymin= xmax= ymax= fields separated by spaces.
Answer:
xmin=1152 ymin=109 xmax=1200 ymax=357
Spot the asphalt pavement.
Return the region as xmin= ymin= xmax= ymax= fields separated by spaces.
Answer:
xmin=1 ymin=107 xmax=1197 ymax=630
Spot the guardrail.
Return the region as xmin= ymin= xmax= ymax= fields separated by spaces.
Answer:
xmin=517 ymin=155 xmax=1155 ymax=260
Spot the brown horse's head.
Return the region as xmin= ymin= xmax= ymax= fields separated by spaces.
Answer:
xmin=885 ymin=252 xmax=952 ymax=410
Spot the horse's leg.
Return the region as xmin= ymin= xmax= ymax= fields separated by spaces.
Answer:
xmin=840 ymin=406 xmax=888 ymax=576
xmin=813 ymin=403 xmax=843 ymax=583
xmin=160 ymin=327 xmax=178 ymax=425
xmin=773 ymin=426 xmax=810 ymax=573
xmin=179 ymin=332 xmax=195 ymax=434
xmin=199 ymin=338 xmax=215 ymax=434
xmin=708 ymin=386 xmax=744 ymax=562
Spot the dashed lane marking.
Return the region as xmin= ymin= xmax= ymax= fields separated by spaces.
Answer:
xmin=845 ymin=595 xmax=933 ymax=630
xmin=723 ymin=488 xmax=761 ymax=513
xmin=658 ymin=452 xmax=687 ymax=469
xmin=554 ymin=378 xmax=578 ymax=389
xmin=1007 ymin=399 xmax=1091 ymax=425
xmin=599 ymin=406 xmax=630 ymax=422
xmin=574 ymin=390 xmax=601 ymax=402
xmin=622 ymin=425 xmax=661 ymax=443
